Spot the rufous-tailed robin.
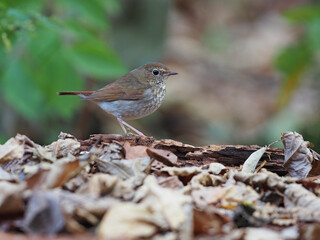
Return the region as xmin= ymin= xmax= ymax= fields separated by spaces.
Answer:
xmin=58 ymin=62 xmax=177 ymax=136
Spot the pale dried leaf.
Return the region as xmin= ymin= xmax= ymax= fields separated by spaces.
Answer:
xmin=0 ymin=137 xmax=24 ymax=162
xmin=207 ymin=163 xmax=227 ymax=175
xmin=0 ymin=166 xmax=14 ymax=181
xmin=134 ymin=175 xmax=192 ymax=230
xmin=284 ymin=183 xmax=320 ymax=211
xmin=33 ymin=146 xmax=58 ymax=163
xmin=161 ymin=166 xmax=202 ymax=177
xmin=97 ymin=203 xmax=158 ymax=239
xmin=281 ymin=131 xmax=316 ymax=178
xmin=26 ymin=159 xmax=80 ymax=190
xmin=96 ymin=157 xmax=153 ymax=181
xmin=244 ymin=228 xmax=282 ymax=240
xmin=221 ymin=182 xmax=259 ymax=208
xmin=0 ymin=181 xmax=25 ymax=216
xmin=233 ymin=169 xmax=293 ymax=192
xmin=190 ymin=172 xmax=226 ymax=188
xmin=88 ymin=173 xmax=119 ymax=196
xmin=192 ymin=187 xmax=227 ymax=208
xmin=95 ymin=143 xmax=123 ymax=162
xmin=47 ymin=137 xmax=80 ymax=158
xmin=22 ymin=192 xmax=64 ymax=234
xmin=242 ymin=146 xmax=267 ymax=173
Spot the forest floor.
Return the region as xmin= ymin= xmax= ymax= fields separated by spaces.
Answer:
xmin=0 ymin=132 xmax=319 ymax=239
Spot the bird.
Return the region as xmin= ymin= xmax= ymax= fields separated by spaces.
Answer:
xmin=58 ymin=62 xmax=178 ymax=136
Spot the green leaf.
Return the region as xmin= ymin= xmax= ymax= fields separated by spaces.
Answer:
xmin=284 ymin=4 xmax=320 ymax=23
xmin=0 ymin=135 xmax=7 ymax=144
xmin=274 ymin=42 xmax=312 ymax=76
xmin=67 ymin=41 xmax=127 ymax=79
xmin=57 ymin=0 xmax=109 ymax=30
xmin=2 ymin=58 xmax=44 ymax=120
xmin=307 ymin=19 xmax=320 ymax=50
xmin=274 ymin=42 xmax=313 ymax=109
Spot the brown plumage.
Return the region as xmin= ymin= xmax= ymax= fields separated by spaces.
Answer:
xmin=58 ymin=62 xmax=178 ymax=136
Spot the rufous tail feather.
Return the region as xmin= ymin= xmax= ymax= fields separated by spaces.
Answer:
xmin=58 ymin=91 xmax=94 ymax=96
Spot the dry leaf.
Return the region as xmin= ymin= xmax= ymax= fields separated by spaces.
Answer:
xmin=190 ymin=171 xmax=225 ymax=188
xmin=0 ymin=136 xmax=25 ymax=162
xmin=284 ymin=183 xmax=320 ymax=211
xmin=281 ymin=131 xmax=319 ymax=178
xmin=232 ymin=169 xmax=293 ymax=192
xmin=220 ymin=182 xmax=259 ymax=209
xmin=22 ymin=191 xmax=64 ymax=234
xmin=95 ymin=142 xmax=123 ymax=162
xmin=47 ymin=133 xmax=80 ymax=158
xmin=26 ymin=159 xmax=80 ymax=190
xmin=157 ymin=175 xmax=184 ymax=189
xmin=134 ymin=175 xmax=192 ymax=230
xmin=88 ymin=173 xmax=119 ymax=196
xmin=97 ymin=202 xmax=158 ymax=239
xmin=96 ymin=157 xmax=153 ymax=181
xmin=192 ymin=187 xmax=227 ymax=208
xmin=146 ymin=148 xmax=178 ymax=166
xmin=206 ymin=163 xmax=227 ymax=175
xmin=123 ymin=141 xmax=148 ymax=159
xmin=0 ymin=166 xmax=14 ymax=181
xmin=193 ymin=208 xmax=229 ymax=236
xmin=0 ymin=181 xmax=25 ymax=216
xmin=242 ymin=146 xmax=267 ymax=173
xmin=161 ymin=166 xmax=202 ymax=177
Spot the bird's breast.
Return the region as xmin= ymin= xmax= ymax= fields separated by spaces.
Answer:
xmin=98 ymin=83 xmax=166 ymax=120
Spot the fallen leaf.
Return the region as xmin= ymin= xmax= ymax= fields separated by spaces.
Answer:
xmin=97 ymin=203 xmax=158 ymax=239
xmin=88 ymin=173 xmax=119 ymax=196
xmin=134 ymin=175 xmax=192 ymax=230
xmin=242 ymin=146 xmax=267 ymax=173
xmin=22 ymin=191 xmax=65 ymax=234
xmin=206 ymin=163 xmax=227 ymax=175
xmin=192 ymin=187 xmax=227 ymax=208
xmin=47 ymin=134 xmax=80 ymax=158
xmin=26 ymin=159 xmax=80 ymax=190
xmin=123 ymin=141 xmax=148 ymax=159
xmin=193 ymin=208 xmax=229 ymax=236
xmin=190 ymin=171 xmax=225 ymax=188
xmin=146 ymin=148 xmax=178 ymax=166
xmin=220 ymin=182 xmax=259 ymax=209
xmin=157 ymin=175 xmax=184 ymax=189
xmin=0 ymin=136 xmax=24 ymax=162
xmin=96 ymin=157 xmax=153 ymax=181
xmin=161 ymin=166 xmax=202 ymax=177
xmin=284 ymin=183 xmax=320 ymax=211
xmin=281 ymin=131 xmax=319 ymax=178
xmin=0 ymin=181 xmax=25 ymax=217
xmin=0 ymin=166 xmax=14 ymax=181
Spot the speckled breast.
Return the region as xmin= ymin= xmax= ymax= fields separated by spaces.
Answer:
xmin=97 ymin=83 xmax=167 ymax=120
xmin=121 ymin=83 xmax=166 ymax=120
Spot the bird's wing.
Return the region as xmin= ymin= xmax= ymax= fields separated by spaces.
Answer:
xmin=87 ymin=73 xmax=148 ymax=102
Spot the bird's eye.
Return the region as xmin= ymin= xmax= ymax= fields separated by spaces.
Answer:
xmin=152 ymin=69 xmax=159 ymax=76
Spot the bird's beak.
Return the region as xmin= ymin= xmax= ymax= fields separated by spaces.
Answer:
xmin=165 ymin=71 xmax=178 ymax=76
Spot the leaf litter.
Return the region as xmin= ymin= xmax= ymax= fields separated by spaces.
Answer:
xmin=1 ymin=132 xmax=320 ymax=239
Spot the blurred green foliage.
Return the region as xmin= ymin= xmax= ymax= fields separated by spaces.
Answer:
xmin=0 ymin=0 xmax=126 ymax=121
xmin=274 ymin=3 xmax=320 ymax=109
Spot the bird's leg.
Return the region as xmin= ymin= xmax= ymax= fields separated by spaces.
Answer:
xmin=117 ymin=118 xmax=128 ymax=135
xmin=117 ymin=118 xmax=145 ymax=136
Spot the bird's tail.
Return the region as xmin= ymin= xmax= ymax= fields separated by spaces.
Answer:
xmin=58 ymin=91 xmax=93 ymax=96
